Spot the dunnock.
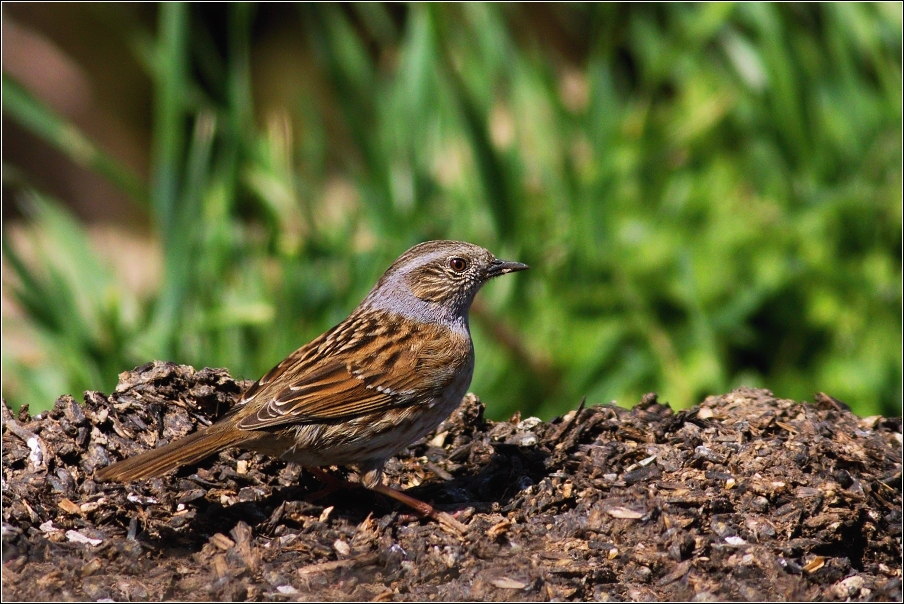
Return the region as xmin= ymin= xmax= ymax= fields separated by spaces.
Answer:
xmin=96 ymin=240 xmax=528 ymax=530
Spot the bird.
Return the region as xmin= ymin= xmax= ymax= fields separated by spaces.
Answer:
xmin=95 ymin=240 xmax=528 ymax=531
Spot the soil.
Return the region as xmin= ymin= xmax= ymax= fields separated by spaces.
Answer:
xmin=2 ymin=361 xmax=902 ymax=601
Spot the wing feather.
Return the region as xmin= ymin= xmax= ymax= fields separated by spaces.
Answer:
xmin=232 ymin=310 xmax=471 ymax=431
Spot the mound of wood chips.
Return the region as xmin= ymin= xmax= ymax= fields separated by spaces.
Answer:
xmin=2 ymin=361 xmax=901 ymax=601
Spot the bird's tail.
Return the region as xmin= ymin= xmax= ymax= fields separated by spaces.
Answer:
xmin=95 ymin=426 xmax=249 ymax=482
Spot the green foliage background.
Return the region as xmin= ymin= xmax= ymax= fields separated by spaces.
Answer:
xmin=2 ymin=4 xmax=901 ymax=419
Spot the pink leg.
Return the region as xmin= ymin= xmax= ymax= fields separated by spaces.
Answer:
xmin=368 ymin=482 xmax=466 ymax=534
xmin=305 ymin=467 xmax=466 ymax=533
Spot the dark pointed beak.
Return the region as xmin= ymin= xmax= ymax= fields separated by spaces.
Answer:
xmin=485 ymin=258 xmax=530 ymax=279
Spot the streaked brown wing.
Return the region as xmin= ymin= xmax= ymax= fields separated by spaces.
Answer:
xmin=236 ymin=360 xmax=400 ymax=429
xmin=232 ymin=310 xmax=471 ymax=431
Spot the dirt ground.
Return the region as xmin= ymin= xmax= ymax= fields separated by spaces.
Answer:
xmin=2 ymin=361 xmax=902 ymax=601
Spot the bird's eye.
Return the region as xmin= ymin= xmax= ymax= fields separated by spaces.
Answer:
xmin=448 ymin=257 xmax=468 ymax=273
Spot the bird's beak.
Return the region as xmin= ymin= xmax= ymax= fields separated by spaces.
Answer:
xmin=485 ymin=258 xmax=530 ymax=278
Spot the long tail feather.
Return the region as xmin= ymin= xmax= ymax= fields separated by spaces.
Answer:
xmin=95 ymin=427 xmax=248 ymax=482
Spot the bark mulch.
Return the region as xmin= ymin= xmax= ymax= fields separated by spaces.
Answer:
xmin=2 ymin=361 xmax=901 ymax=601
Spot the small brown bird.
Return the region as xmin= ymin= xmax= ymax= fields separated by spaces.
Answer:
xmin=96 ymin=240 xmax=528 ymax=530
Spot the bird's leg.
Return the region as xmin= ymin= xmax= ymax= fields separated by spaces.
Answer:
xmin=305 ymin=464 xmax=466 ymax=533
xmin=361 ymin=463 xmax=466 ymax=534
xmin=368 ymin=481 xmax=467 ymax=534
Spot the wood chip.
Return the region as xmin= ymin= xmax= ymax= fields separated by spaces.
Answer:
xmin=58 ymin=498 xmax=81 ymax=515
xmin=210 ymin=533 xmax=235 ymax=550
xmin=489 ymin=577 xmax=527 ymax=589
xmin=65 ymin=530 xmax=102 ymax=546
xmin=429 ymin=430 xmax=448 ymax=448
xmin=606 ymin=506 xmax=644 ymax=519
xmin=487 ymin=519 xmax=512 ymax=539
xmin=803 ymin=556 xmax=825 ymax=573
xmin=80 ymin=558 xmax=103 ymax=577
xmin=333 ymin=539 xmax=350 ymax=556
xmin=297 ymin=554 xmax=379 ymax=576
xmin=561 ymin=481 xmax=573 ymax=498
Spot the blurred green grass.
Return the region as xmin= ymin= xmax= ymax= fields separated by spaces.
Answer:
xmin=2 ymin=4 xmax=901 ymax=419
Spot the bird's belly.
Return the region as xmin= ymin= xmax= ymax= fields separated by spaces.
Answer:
xmin=272 ymin=384 xmax=471 ymax=469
